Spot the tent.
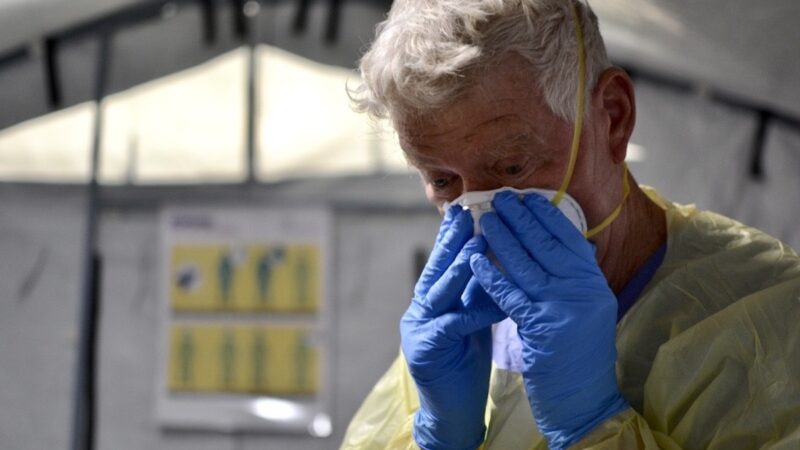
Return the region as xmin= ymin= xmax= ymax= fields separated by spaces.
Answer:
xmin=0 ymin=1 xmax=798 ymax=449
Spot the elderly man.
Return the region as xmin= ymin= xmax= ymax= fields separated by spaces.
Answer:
xmin=340 ymin=1 xmax=800 ymax=449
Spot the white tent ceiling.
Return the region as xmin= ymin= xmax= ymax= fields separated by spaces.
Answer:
xmin=594 ymin=0 xmax=800 ymax=122
xmin=0 ymin=0 xmax=798 ymax=130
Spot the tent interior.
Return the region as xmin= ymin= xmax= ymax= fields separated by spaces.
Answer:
xmin=0 ymin=1 xmax=798 ymax=449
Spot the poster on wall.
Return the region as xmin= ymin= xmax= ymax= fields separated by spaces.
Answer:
xmin=156 ymin=207 xmax=333 ymax=437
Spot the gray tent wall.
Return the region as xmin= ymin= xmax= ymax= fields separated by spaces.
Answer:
xmin=0 ymin=175 xmax=440 ymax=450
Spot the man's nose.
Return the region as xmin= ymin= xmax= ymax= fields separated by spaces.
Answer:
xmin=460 ymin=175 xmax=502 ymax=195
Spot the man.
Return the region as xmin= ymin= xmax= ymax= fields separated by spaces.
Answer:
xmin=341 ymin=1 xmax=800 ymax=449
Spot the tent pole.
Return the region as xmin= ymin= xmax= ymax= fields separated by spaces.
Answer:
xmin=245 ymin=1 xmax=261 ymax=185
xmin=69 ymin=32 xmax=109 ymax=450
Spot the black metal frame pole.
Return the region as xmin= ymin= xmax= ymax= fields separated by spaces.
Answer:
xmin=244 ymin=0 xmax=261 ymax=184
xmin=749 ymin=110 xmax=771 ymax=181
xmin=69 ymin=33 xmax=110 ymax=450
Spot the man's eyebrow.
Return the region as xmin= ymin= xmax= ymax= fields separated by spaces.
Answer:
xmin=402 ymin=148 xmax=434 ymax=168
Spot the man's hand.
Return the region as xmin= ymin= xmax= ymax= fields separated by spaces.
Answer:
xmin=469 ymin=192 xmax=629 ymax=450
xmin=401 ymin=206 xmax=506 ymax=450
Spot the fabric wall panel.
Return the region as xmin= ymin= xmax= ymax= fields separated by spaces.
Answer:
xmin=0 ymin=188 xmax=85 ymax=450
xmin=629 ymin=79 xmax=756 ymax=215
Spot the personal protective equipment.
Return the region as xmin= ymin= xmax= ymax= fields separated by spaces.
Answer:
xmin=399 ymin=206 xmax=506 ymax=450
xmin=549 ymin=0 xmax=630 ymax=240
xmin=444 ymin=187 xmax=587 ymax=236
xmin=340 ymin=187 xmax=800 ymax=450
xmin=470 ymin=191 xmax=629 ymax=449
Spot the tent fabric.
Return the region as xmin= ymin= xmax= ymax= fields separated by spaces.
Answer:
xmin=630 ymin=78 xmax=800 ymax=250
xmin=0 ymin=0 xmax=799 ymax=131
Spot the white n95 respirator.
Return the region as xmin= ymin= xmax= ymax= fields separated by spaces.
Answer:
xmin=444 ymin=187 xmax=587 ymax=236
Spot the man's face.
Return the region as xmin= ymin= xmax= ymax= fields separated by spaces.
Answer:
xmin=395 ymin=55 xmax=582 ymax=212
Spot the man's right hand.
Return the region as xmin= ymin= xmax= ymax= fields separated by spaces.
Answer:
xmin=400 ymin=206 xmax=506 ymax=450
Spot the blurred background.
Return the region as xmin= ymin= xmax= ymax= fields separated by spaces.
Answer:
xmin=0 ymin=0 xmax=798 ymax=449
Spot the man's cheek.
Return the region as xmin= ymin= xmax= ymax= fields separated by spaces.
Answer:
xmin=424 ymin=184 xmax=446 ymax=214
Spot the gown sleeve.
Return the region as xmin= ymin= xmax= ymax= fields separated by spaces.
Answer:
xmin=340 ymin=353 xmax=420 ymax=450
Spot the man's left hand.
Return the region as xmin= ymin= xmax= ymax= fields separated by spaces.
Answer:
xmin=469 ymin=191 xmax=630 ymax=450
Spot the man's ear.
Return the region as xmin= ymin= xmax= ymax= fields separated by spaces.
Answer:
xmin=592 ymin=68 xmax=636 ymax=164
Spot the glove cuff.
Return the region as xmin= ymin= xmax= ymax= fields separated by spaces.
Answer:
xmin=528 ymin=364 xmax=630 ymax=450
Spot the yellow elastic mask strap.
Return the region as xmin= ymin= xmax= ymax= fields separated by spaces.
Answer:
xmin=585 ymin=162 xmax=631 ymax=238
xmin=553 ymin=1 xmax=631 ymax=239
xmin=550 ymin=0 xmax=586 ymax=208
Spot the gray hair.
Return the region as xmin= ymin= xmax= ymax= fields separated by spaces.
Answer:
xmin=350 ymin=0 xmax=611 ymax=122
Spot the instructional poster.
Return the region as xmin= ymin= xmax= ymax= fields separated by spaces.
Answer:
xmin=156 ymin=207 xmax=333 ymax=436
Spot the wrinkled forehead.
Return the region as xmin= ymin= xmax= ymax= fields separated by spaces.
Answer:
xmin=393 ymin=101 xmax=560 ymax=163
xmin=391 ymin=54 xmax=554 ymax=138
xmin=396 ymin=109 xmax=531 ymax=150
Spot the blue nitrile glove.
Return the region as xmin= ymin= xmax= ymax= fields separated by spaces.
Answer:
xmin=401 ymin=206 xmax=507 ymax=450
xmin=469 ymin=192 xmax=629 ymax=450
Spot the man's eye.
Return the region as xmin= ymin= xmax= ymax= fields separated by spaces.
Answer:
xmin=431 ymin=177 xmax=450 ymax=189
xmin=504 ymin=164 xmax=524 ymax=176
xmin=492 ymin=156 xmax=532 ymax=179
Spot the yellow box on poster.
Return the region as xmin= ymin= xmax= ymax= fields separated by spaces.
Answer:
xmin=169 ymin=244 xmax=320 ymax=314
xmin=168 ymin=324 xmax=319 ymax=395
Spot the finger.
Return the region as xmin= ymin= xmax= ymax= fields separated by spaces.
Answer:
xmin=491 ymin=192 xmax=573 ymax=276
xmin=436 ymin=303 xmax=507 ymax=341
xmin=478 ymin=212 xmax=548 ymax=293
xmin=521 ymin=193 xmax=594 ymax=259
xmin=470 ymin=253 xmax=537 ymax=325
xmin=462 ymin=277 xmax=507 ymax=320
xmin=415 ymin=209 xmax=473 ymax=297
xmin=461 ymin=276 xmax=508 ymax=321
xmin=424 ymin=237 xmax=486 ymax=317
xmin=433 ymin=204 xmax=461 ymax=245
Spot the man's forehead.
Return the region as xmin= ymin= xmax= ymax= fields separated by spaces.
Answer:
xmin=394 ymin=92 xmax=555 ymax=146
xmin=396 ymin=110 xmax=530 ymax=149
xmin=394 ymin=56 xmax=535 ymax=121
